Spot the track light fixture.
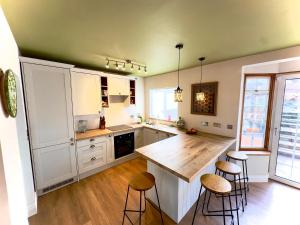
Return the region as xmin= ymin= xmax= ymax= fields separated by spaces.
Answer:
xmin=105 ymin=58 xmax=147 ymax=74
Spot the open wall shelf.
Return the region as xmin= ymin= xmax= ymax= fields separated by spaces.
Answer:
xmin=101 ymin=76 xmax=109 ymax=107
xmin=130 ymin=80 xmax=136 ymax=105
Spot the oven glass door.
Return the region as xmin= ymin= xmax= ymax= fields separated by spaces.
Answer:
xmin=114 ymin=132 xmax=134 ymax=159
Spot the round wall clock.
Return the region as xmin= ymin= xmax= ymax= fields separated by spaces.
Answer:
xmin=0 ymin=69 xmax=17 ymax=118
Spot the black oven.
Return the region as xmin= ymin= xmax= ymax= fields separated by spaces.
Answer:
xmin=114 ymin=132 xmax=134 ymax=159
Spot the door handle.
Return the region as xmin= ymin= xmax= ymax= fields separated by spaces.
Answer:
xmin=91 ymin=157 xmax=96 ymax=161
xmin=274 ymin=127 xmax=278 ymax=136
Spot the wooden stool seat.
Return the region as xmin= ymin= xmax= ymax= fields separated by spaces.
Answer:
xmin=216 ymin=161 xmax=241 ymax=175
xmin=226 ymin=151 xmax=248 ymax=161
xmin=201 ymin=174 xmax=231 ymax=195
xmin=129 ymin=172 xmax=155 ymax=191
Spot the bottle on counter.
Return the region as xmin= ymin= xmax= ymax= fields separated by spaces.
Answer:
xmin=99 ymin=116 xmax=106 ymax=129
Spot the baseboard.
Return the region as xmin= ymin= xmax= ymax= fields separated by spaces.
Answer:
xmin=28 ymin=192 xmax=37 ymax=217
xmin=248 ymin=175 xmax=269 ymax=182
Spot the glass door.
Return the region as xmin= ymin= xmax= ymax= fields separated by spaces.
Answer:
xmin=270 ymin=73 xmax=300 ymax=188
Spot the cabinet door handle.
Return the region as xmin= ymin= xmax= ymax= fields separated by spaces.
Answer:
xmin=70 ymin=142 xmax=74 ymax=146
xmin=70 ymin=137 xmax=74 ymax=142
xmin=91 ymin=157 xmax=96 ymax=161
xmin=90 ymin=138 xmax=95 ymax=142
xmin=90 ymin=145 xmax=95 ymax=149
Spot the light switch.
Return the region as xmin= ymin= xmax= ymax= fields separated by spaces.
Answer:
xmin=213 ymin=122 xmax=221 ymax=128
xmin=227 ymin=124 xmax=233 ymax=129
xmin=202 ymin=121 xmax=209 ymax=127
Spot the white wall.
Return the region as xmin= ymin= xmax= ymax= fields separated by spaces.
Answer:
xmin=74 ymin=76 xmax=144 ymax=130
xmin=0 ymin=144 xmax=11 ymax=225
xmin=0 ymin=6 xmax=34 ymax=225
xmin=145 ymin=46 xmax=300 ymax=138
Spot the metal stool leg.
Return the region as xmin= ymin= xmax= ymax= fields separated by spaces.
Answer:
xmin=192 ymin=185 xmax=203 ymax=225
xmin=238 ymin=174 xmax=244 ymax=212
xmin=122 ymin=185 xmax=130 ymax=225
xmin=233 ymin=175 xmax=240 ymax=225
xmin=228 ymin=194 xmax=234 ymax=225
xmin=242 ymin=162 xmax=247 ymax=205
xmin=245 ymin=161 xmax=249 ymax=191
xmin=202 ymin=190 xmax=208 ymax=215
xmin=154 ymin=183 xmax=164 ymax=225
xmin=221 ymin=195 xmax=226 ymax=225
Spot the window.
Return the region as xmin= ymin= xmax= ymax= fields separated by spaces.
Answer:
xmin=149 ymin=88 xmax=178 ymax=121
xmin=240 ymin=75 xmax=274 ymax=150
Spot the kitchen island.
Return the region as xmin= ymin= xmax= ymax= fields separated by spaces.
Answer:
xmin=135 ymin=127 xmax=235 ymax=223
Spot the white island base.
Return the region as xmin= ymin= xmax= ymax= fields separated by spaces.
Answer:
xmin=146 ymin=160 xmax=217 ymax=223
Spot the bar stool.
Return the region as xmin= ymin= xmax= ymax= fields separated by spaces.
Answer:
xmin=192 ymin=174 xmax=234 ymax=225
xmin=122 ymin=171 xmax=164 ymax=225
xmin=214 ymin=161 xmax=244 ymax=225
xmin=226 ymin=151 xmax=249 ymax=205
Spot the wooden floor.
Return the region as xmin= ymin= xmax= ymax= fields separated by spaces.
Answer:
xmin=29 ymin=157 xmax=300 ymax=225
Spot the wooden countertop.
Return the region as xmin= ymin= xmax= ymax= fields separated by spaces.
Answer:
xmin=135 ymin=129 xmax=236 ymax=183
xmin=75 ymin=129 xmax=112 ymax=141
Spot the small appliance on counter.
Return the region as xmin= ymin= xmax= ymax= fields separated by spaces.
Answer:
xmin=176 ymin=116 xmax=185 ymax=129
xmin=78 ymin=120 xmax=88 ymax=133
xmin=99 ymin=116 xmax=106 ymax=129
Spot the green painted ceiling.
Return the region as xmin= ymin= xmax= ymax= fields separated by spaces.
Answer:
xmin=1 ymin=0 xmax=300 ymax=76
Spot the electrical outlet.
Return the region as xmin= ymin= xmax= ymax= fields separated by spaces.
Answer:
xmin=213 ymin=122 xmax=221 ymax=128
xmin=227 ymin=124 xmax=233 ymax=129
xmin=202 ymin=121 xmax=209 ymax=127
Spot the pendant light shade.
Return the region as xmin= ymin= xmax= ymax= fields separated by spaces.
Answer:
xmin=174 ymin=86 xmax=183 ymax=102
xmin=174 ymin=43 xmax=183 ymax=102
xmin=196 ymin=57 xmax=206 ymax=102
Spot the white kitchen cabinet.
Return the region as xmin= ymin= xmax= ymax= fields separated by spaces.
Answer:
xmin=76 ymin=135 xmax=114 ymax=174
xmin=143 ymin=128 xmax=159 ymax=146
xmin=22 ymin=63 xmax=75 ymax=149
xmin=108 ymin=76 xmax=130 ymax=95
xmin=106 ymin=134 xmax=115 ymax=163
xmin=134 ymin=128 xmax=144 ymax=149
xmin=71 ymin=71 xmax=101 ymax=115
xmin=77 ymin=141 xmax=107 ymax=174
xmin=21 ymin=60 xmax=76 ymax=194
xmin=33 ymin=143 xmax=77 ymax=190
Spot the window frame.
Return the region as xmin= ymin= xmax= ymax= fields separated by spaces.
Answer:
xmin=239 ymin=74 xmax=275 ymax=151
xmin=148 ymin=87 xmax=178 ymax=122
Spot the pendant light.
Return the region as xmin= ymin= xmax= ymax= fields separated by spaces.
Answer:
xmin=196 ymin=57 xmax=206 ymax=102
xmin=174 ymin=43 xmax=183 ymax=102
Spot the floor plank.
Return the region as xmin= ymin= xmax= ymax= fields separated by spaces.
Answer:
xmin=29 ymin=157 xmax=300 ymax=225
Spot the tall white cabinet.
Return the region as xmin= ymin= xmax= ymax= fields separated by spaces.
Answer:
xmin=21 ymin=59 xmax=77 ymax=194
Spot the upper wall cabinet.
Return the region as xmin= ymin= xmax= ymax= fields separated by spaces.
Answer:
xmin=108 ymin=76 xmax=130 ymax=96
xmin=71 ymin=70 xmax=101 ymax=116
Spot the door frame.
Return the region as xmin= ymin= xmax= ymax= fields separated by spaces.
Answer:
xmin=269 ymin=73 xmax=300 ymax=188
